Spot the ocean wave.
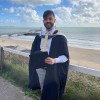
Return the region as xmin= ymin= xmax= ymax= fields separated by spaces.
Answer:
xmin=1 ymin=34 xmax=100 ymax=50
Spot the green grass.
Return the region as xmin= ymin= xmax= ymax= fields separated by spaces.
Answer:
xmin=0 ymin=52 xmax=100 ymax=100
xmin=0 ymin=60 xmax=40 ymax=100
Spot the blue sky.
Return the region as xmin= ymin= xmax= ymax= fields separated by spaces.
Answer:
xmin=0 ymin=0 xmax=100 ymax=27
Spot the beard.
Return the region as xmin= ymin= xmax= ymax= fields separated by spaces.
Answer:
xmin=44 ymin=22 xmax=54 ymax=30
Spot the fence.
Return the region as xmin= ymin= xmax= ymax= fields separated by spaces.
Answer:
xmin=0 ymin=46 xmax=100 ymax=77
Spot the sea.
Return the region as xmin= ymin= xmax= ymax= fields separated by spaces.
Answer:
xmin=0 ymin=26 xmax=100 ymax=50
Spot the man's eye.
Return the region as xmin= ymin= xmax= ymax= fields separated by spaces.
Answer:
xmin=44 ymin=17 xmax=52 ymax=20
xmin=49 ymin=18 xmax=52 ymax=20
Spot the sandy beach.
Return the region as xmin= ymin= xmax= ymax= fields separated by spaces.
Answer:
xmin=0 ymin=37 xmax=100 ymax=70
xmin=0 ymin=37 xmax=32 ymax=50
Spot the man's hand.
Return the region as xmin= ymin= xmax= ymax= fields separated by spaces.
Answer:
xmin=45 ymin=57 xmax=56 ymax=65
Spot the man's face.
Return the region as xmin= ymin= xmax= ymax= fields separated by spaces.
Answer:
xmin=43 ymin=15 xmax=56 ymax=30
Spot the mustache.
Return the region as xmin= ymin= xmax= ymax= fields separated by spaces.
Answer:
xmin=45 ymin=22 xmax=52 ymax=25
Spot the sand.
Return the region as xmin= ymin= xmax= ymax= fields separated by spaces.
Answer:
xmin=0 ymin=37 xmax=32 ymax=50
xmin=0 ymin=37 xmax=100 ymax=70
xmin=69 ymin=47 xmax=100 ymax=70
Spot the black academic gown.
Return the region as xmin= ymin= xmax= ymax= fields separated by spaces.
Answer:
xmin=28 ymin=34 xmax=69 ymax=100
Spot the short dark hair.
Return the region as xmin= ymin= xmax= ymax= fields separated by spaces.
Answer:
xmin=43 ymin=10 xmax=55 ymax=19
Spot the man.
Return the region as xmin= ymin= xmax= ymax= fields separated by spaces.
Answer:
xmin=28 ymin=10 xmax=69 ymax=100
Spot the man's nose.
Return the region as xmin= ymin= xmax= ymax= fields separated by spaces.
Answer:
xmin=46 ymin=19 xmax=51 ymax=22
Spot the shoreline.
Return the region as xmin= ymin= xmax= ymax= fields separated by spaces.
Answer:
xmin=0 ymin=37 xmax=100 ymax=70
xmin=1 ymin=34 xmax=100 ymax=50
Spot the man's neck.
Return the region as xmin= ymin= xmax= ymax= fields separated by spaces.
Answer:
xmin=46 ymin=27 xmax=54 ymax=32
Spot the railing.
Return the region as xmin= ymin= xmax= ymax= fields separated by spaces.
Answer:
xmin=0 ymin=47 xmax=100 ymax=77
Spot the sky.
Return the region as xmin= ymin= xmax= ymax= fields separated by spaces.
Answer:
xmin=0 ymin=0 xmax=100 ymax=27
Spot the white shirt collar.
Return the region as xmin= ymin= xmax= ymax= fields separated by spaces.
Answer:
xmin=42 ymin=27 xmax=56 ymax=35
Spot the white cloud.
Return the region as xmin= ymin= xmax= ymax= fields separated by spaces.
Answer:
xmin=55 ymin=15 xmax=63 ymax=23
xmin=54 ymin=14 xmax=63 ymax=27
xmin=53 ymin=6 xmax=72 ymax=16
xmin=1 ymin=0 xmax=100 ymax=27
xmin=15 ymin=7 xmax=40 ymax=22
xmin=0 ymin=19 xmax=19 ymax=25
xmin=71 ymin=0 xmax=100 ymax=23
xmin=16 ymin=13 xmax=20 ymax=17
xmin=53 ymin=6 xmax=72 ymax=22
xmin=2 ymin=7 xmax=14 ymax=13
xmin=52 ymin=0 xmax=100 ymax=27
xmin=9 ymin=0 xmax=62 ymax=6
xmin=6 ymin=19 xmax=17 ymax=23
xmin=2 ymin=6 xmax=41 ymax=22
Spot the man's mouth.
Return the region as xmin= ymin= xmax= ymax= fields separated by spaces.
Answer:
xmin=44 ymin=23 xmax=53 ymax=29
xmin=47 ymin=24 xmax=51 ymax=26
xmin=46 ymin=23 xmax=51 ymax=25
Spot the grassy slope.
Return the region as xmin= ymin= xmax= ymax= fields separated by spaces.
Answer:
xmin=0 ymin=52 xmax=100 ymax=100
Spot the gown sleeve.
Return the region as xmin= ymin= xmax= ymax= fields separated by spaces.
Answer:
xmin=29 ymin=35 xmax=38 ymax=55
xmin=57 ymin=35 xmax=70 ymax=97
xmin=28 ymin=35 xmax=40 ymax=90
xmin=58 ymin=35 xmax=69 ymax=64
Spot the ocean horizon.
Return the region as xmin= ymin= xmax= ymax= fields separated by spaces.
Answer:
xmin=0 ymin=26 xmax=100 ymax=50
